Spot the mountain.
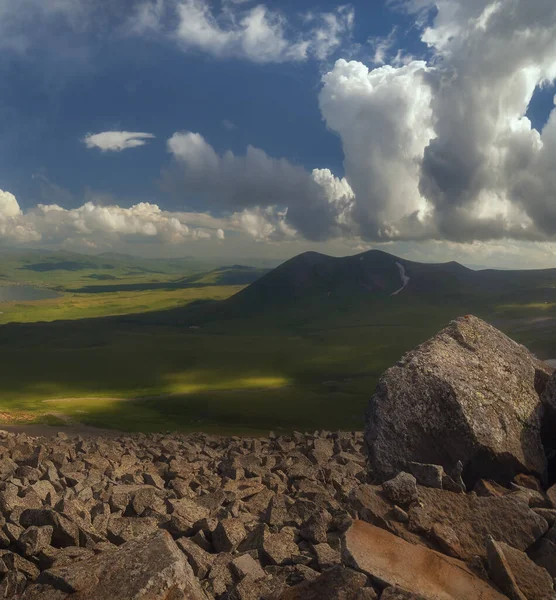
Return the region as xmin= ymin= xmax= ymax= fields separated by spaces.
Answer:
xmin=158 ymin=248 xmax=556 ymax=330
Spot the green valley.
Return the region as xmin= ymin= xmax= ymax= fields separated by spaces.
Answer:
xmin=1 ymin=248 xmax=556 ymax=435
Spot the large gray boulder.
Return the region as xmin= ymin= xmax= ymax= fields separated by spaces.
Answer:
xmin=365 ymin=315 xmax=552 ymax=486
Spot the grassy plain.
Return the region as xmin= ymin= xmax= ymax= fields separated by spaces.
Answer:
xmin=0 ymin=286 xmax=243 ymax=324
xmin=2 ymin=249 xmax=556 ymax=435
xmin=0 ymin=296 xmax=490 ymax=435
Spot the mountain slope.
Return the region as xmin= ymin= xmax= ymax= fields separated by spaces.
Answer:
xmin=166 ymin=248 xmax=556 ymax=328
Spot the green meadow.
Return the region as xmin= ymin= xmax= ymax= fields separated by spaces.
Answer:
xmin=1 ymin=249 xmax=556 ymax=435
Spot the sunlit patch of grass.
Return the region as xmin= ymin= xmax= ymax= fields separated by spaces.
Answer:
xmin=0 ymin=286 xmax=243 ymax=324
xmin=161 ymin=372 xmax=290 ymax=394
xmin=497 ymin=302 xmax=556 ymax=312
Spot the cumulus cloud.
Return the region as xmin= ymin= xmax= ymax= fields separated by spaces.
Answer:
xmin=317 ymin=0 xmax=556 ymax=243
xmin=132 ymin=0 xmax=354 ymax=63
xmin=0 ymin=188 xmax=227 ymax=248
xmin=165 ymin=131 xmax=354 ymax=241
xmin=83 ymin=131 xmax=156 ymax=152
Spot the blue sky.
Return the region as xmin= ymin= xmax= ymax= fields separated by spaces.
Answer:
xmin=0 ymin=0 xmax=556 ymax=268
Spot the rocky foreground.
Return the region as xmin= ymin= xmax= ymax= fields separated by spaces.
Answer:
xmin=0 ymin=316 xmax=555 ymax=599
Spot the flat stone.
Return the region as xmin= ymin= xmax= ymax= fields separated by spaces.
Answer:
xmin=342 ymin=520 xmax=507 ymax=600
xmin=231 ymin=553 xmax=266 ymax=581
xmin=415 ymin=486 xmax=549 ymax=559
xmin=487 ymin=537 xmax=554 ymax=600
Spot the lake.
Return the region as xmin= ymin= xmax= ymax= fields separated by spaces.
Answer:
xmin=0 ymin=285 xmax=61 ymax=303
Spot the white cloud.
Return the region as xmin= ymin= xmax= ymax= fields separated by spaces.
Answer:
xmin=165 ymin=131 xmax=353 ymax=241
xmin=316 ymin=0 xmax=556 ymax=243
xmin=132 ymin=0 xmax=354 ymax=63
xmin=83 ymin=131 xmax=156 ymax=152
xmin=320 ymin=59 xmax=434 ymax=240
xmin=0 ymin=188 xmax=231 ymax=248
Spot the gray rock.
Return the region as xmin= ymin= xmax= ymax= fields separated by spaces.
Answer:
xmin=26 ymin=530 xmax=205 ymax=599
xmin=382 ymin=473 xmax=418 ymax=506
xmin=18 ymin=526 xmax=53 ymax=557
xmin=263 ymin=531 xmax=299 ymax=566
xmin=365 ymin=316 xmax=551 ymax=486
xmin=212 ymin=518 xmax=247 ymax=552
xmin=106 ymin=516 xmax=159 ymax=545
xmin=407 ymin=463 xmax=444 ymax=489
xmin=231 ymin=553 xmax=266 ymax=581
xmin=176 ymin=536 xmax=215 ymax=578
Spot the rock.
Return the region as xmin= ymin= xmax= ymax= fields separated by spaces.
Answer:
xmin=106 ymin=516 xmax=159 ymax=545
xmin=474 ymin=480 xmax=509 ymax=498
xmin=430 ymin=523 xmax=464 ymax=559
xmin=263 ymin=531 xmax=300 ymax=566
xmin=407 ymin=463 xmax=444 ymax=489
xmin=0 ymin=570 xmax=28 ymax=597
xmin=176 ymin=536 xmax=215 ymax=579
xmin=366 ymin=316 xmax=550 ymax=486
xmin=548 ymin=484 xmax=556 ymax=509
xmin=380 ymin=588 xmax=428 ymax=600
xmin=530 ymin=539 xmax=556 ymax=578
xmin=414 ymin=485 xmax=549 ymax=559
xmin=19 ymin=509 xmax=79 ymax=548
xmin=208 ymin=552 xmax=234 ymax=596
xmin=212 ymin=518 xmax=247 ymax=552
xmin=18 ymin=526 xmax=54 ymax=557
xmin=487 ymin=537 xmax=555 ymax=600
xmin=313 ymin=542 xmax=341 ymax=570
xmin=391 ymin=506 xmax=409 ymax=523
xmin=514 ymin=474 xmax=543 ymax=492
xmin=382 ymin=473 xmax=418 ymax=506
xmin=275 ymin=565 xmax=371 ymax=600
xmin=342 ymin=520 xmax=507 ymax=600
xmin=0 ymin=550 xmax=40 ymax=580
xmin=534 ymin=508 xmax=556 ymax=526
xmin=167 ymin=498 xmax=210 ymax=536
xmin=26 ymin=530 xmax=205 ymax=599
xmin=231 ymin=574 xmax=283 ymax=600
xmin=231 ymin=553 xmax=266 ymax=581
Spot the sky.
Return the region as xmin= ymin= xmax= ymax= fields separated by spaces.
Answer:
xmin=1 ymin=0 xmax=556 ymax=268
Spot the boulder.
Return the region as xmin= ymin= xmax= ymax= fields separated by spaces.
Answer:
xmin=342 ymin=520 xmax=508 ymax=600
xmin=366 ymin=316 xmax=551 ymax=485
xmin=23 ymin=530 xmax=205 ymax=599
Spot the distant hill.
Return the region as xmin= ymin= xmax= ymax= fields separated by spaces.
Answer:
xmin=165 ymin=249 xmax=556 ymax=328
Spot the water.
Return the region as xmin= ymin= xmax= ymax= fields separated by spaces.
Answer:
xmin=0 ymin=285 xmax=61 ymax=303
